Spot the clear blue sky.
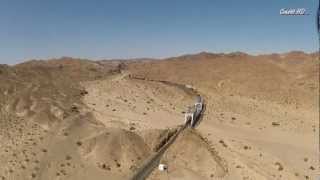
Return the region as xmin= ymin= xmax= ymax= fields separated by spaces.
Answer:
xmin=0 ymin=0 xmax=318 ymax=64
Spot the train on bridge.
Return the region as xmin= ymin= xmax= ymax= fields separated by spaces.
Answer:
xmin=184 ymin=95 xmax=204 ymax=128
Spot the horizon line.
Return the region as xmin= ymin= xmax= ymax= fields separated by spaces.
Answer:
xmin=4 ymin=49 xmax=319 ymax=65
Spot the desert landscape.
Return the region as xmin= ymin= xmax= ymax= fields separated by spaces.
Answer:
xmin=0 ymin=51 xmax=318 ymax=180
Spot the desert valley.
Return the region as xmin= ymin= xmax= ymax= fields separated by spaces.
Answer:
xmin=0 ymin=51 xmax=318 ymax=180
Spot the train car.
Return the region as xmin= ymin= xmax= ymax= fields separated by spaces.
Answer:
xmin=191 ymin=95 xmax=204 ymax=127
xmin=184 ymin=95 xmax=204 ymax=128
xmin=184 ymin=106 xmax=196 ymax=126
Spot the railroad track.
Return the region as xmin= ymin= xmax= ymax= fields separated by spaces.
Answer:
xmin=128 ymin=95 xmax=205 ymax=180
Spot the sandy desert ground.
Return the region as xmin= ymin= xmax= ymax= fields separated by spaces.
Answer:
xmin=0 ymin=51 xmax=318 ymax=180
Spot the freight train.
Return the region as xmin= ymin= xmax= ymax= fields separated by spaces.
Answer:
xmin=184 ymin=95 xmax=204 ymax=128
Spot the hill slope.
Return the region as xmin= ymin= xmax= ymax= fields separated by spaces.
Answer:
xmin=0 ymin=52 xmax=318 ymax=180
